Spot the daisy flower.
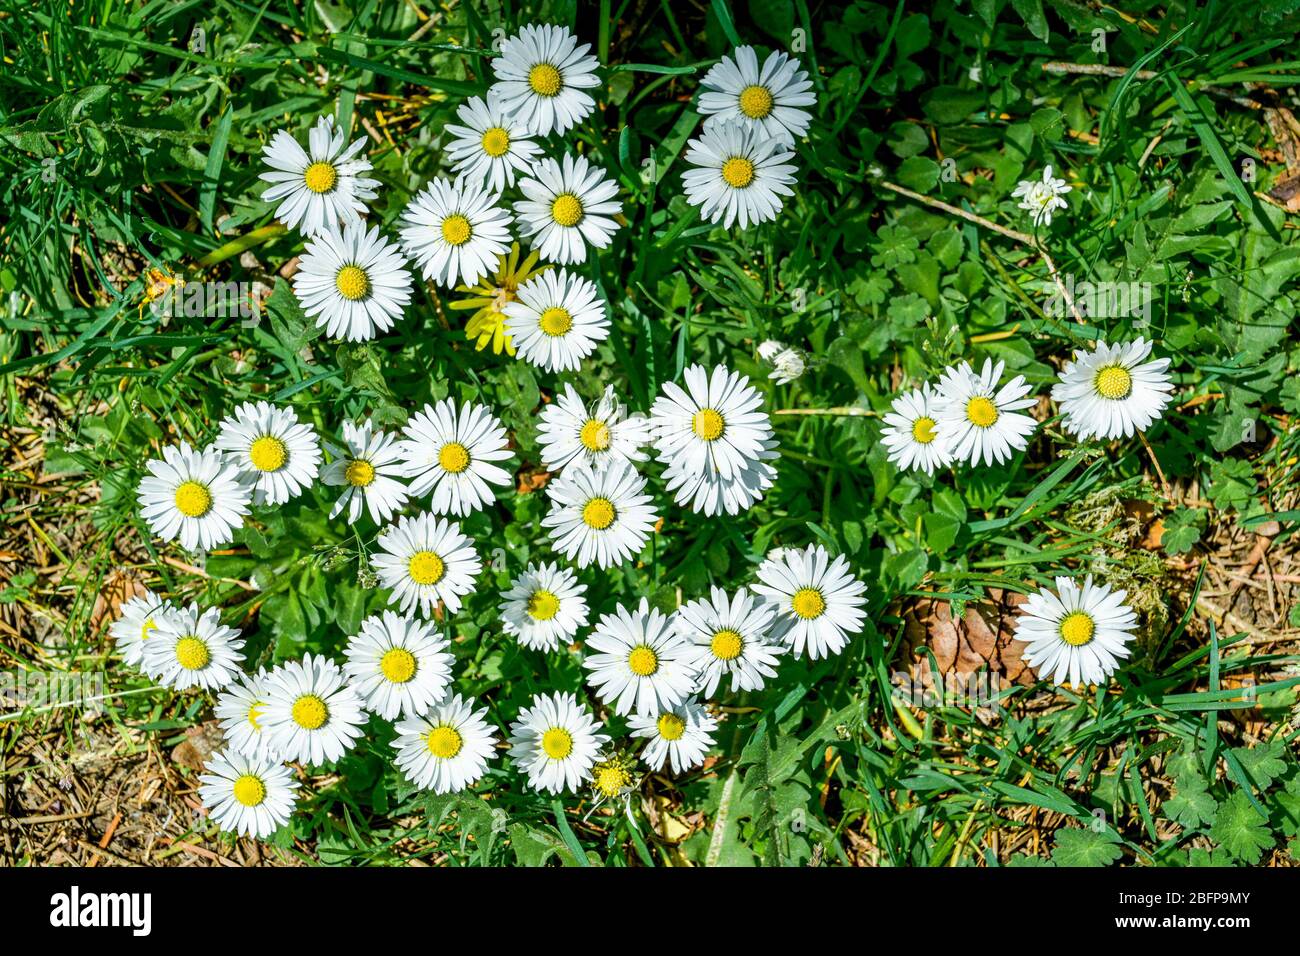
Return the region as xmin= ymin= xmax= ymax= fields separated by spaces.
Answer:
xmin=144 ymin=603 xmax=244 ymax=691
xmin=398 ymin=399 xmax=513 ymax=517
xmin=660 ymin=435 xmax=779 ymax=516
xmin=259 ymin=114 xmax=378 ymax=236
xmin=261 ymin=654 xmax=367 ymax=765
xmin=449 ymin=242 xmax=552 ymax=355
xmin=392 ymin=694 xmax=499 ymax=794
xmin=1051 ymin=338 xmax=1174 ymax=441
xmin=489 ymin=23 xmax=601 ymax=136
xmin=698 ymin=45 xmax=817 ymax=144
xmin=933 ymin=358 xmax=1038 ymax=467
xmin=499 ymin=561 xmax=589 ymax=652
xmin=293 ymin=221 xmax=413 ymax=342
xmin=682 ymin=120 xmax=798 ymax=229
xmin=536 ymin=383 xmax=650 ymax=473
xmin=649 ymin=364 xmax=775 ymax=482
xmin=109 ymin=589 xmax=175 ymax=670
xmin=1012 ymin=165 xmax=1071 ymax=228
xmin=504 ymin=267 xmax=609 ymax=372
xmin=137 ymin=442 xmax=251 ymax=552
xmin=214 ymin=670 xmax=279 ymax=760
xmin=443 ymin=94 xmax=543 ymax=193
xmin=214 ymin=400 xmax=322 ymax=506
xmin=508 ymin=691 xmax=609 ymax=795
xmin=880 ymin=384 xmax=953 ymax=475
xmin=199 ymin=750 xmax=298 ymax=839
xmin=320 ymin=419 xmax=410 ymax=525
xmin=399 ymin=175 xmax=514 ymax=289
xmin=675 ymin=586 xmax=783 ymax=697
xmin=589 ymin=751 xmax=639 ymax=802
xmin=342 ymin=610 xmax=454 ymax=720
xmin=757 ymin=339 xmax=806 ymax=385
xmin=752 ymin=544 xmax=868 ymax=660
xmin=629 ymin=700 xmax=718 ymax=774
xmin=582 ymin=597 xmax=698 ymax=717
xmin=372 ymin=512 xmax=482 ymax=618
xmin=1014 ymin=575 xmax=1138 ymax=688
xmin=541 ymin=460 xmax=658 ymax=569
xmin=515 ymin=154 xmax=622 ymax=265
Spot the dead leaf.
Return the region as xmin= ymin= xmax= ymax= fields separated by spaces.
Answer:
xmin=171 ymin=720 xmax=226 ymax=773
xmin=90 ymin=568 xmax=149 ymax=635
xmin=902 ymin=589 xmax=1035 ymax=689
xmin=515 ymin=464 xmax=551 ymax=494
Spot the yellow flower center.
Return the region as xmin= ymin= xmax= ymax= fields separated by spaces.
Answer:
xmin=965 ymin=396 xmax=999 ymax=428
xmin=538 ymin=306 xmax=573 ymax=336
xmin=1094 ymin=365 xmax=1133 ymax=400
xmin=438 ymin=441 xmax=471 ymax=474
xmin=528 ymin=62 xmax=562 ymax=97
xmin=581 ymin=496 xmax=616 ymax=530
xmin=527 ymin=589 xmax=561 ymax=621
xmin=579 ymin=418 xmax=611 ymax=452
xmin=710 ymin=628 xmax=743 ymax=661
xmin=427 ymin=725 xmax=463 ymax=759
xmin=911 ymin=416 xmax=937 ymax=444
xmin=550 ymin=193 xmax=583 ymax=227
xmin=408 ymin=551 xmax=445 ymax=586
xmin=593 ymin=762 xmax=632 ymax=798
xmin=721 ymin=157 xmax=756 ymax=188
xmin=291 ymin=694 xmax=328 ymax=730
xmin=542 ymin=727 xmax=573 ymax=759
xmin=232 ymin=774 xmax=266 ymax=807
xmin=738 ymin=84 xmax=775 ymax=119
xmin=174 ymin=636 xmax=209 ymax=670
xmin=303 ymin=161 xmax=338 ymax=194
xmin=173 ymin=480 xmax=212 ymax=518
xmin=345 ymin=459 xmax=375 ymax=487
xmin=657 ymin=713 xmax=686 ymax=741
xmin=481 ymin=126 xmax=510 ymax=157
xmin=792 ymin=587 xmax=826 ymax=620
xmin=247 ymin=703 xmax=264 ymax=730
xmin=335 ymin=264 xmax=370 ymax=301
xmin=627 ymin=645 xmax=659 ymax=676
xmin=692 ymin=408 xmax=725 ymax=441
xmin=380 ymin=647 xmax=417 ymax=683
xmin=1059 ymin=611 xmax=1095 ymax=647
xmin=141 ymin=617 xmax=158 ymax=641
xmin=441 ymin=213 xmax=472 ymax=246
xmin=248 ymin=435 xmax=287 ymax=472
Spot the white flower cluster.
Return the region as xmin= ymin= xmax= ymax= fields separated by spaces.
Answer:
xmin=880 ymin=339 xmax=1174 ymax=474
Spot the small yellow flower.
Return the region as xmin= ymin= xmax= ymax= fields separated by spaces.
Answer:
xmin=449 ymin=242 xmax=551 ymax=356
